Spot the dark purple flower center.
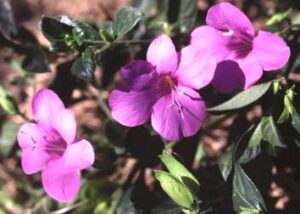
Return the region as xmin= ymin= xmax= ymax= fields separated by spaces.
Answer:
xmin=158 ymin=74 xmax=178 ymax=95
xmin=225 ymin=30 xmax=253 ymax=59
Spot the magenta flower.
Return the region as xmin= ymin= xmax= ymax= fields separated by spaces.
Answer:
xmin=17 ymin=89 xmax=95 ymax=202
xmin=191 ymin=2 xmax=290 ymax=93
xmin=109 ymin=35 xmax=216 ymax=141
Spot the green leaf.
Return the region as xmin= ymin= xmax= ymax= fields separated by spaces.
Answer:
xmin=266 ymin=9 xmax=291 ymax=26
xmin=208 ymin=82 xmax=272 ymax=112
xmin=159 ymin=151 xmax=200 ymax=194
xmin=72 ymin=23 xmax=102 ymax=46
xmin=154 ymin=170 xmax=196 ymax=210
xmin=218 ymin=127 xmax=257 ymax=180
xmin=178 ymin=0 xmax=198 ymax=33
xmin=291 ymin=112 xmax=300 ymax=133
xmin=0 ymin=0 xmax=17 ymax=36
xmin=71 ymin=48 xmax=96 ymax=81
xmin=0 ymin=122 xmax=20 ymax=157
xmin=218 ymin=144 xmax=235 ymax=181
xmin=248 ymin=123 xmax=263 ymax=148
xmin=40 ymin=16 xmax=75 ymax=41
xmin=112 ymin=6 xmax=143 ymax=38
xmin=260 ymin=116 xmax=285 ymax=147
xmin=240 ymin=208 xmax=262 ymax=214
xmin=0 ymin=86 xmax=19 ymax=115
xmin=233 ymin=165 xmax=266 ymax=213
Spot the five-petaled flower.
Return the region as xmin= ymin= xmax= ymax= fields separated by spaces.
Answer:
xmin=191 ymin=2 xmax=290 ymax=93
xmin=109 ymin=35 xmax=216 ymax=141
xmin=17 ymin=89 xmax=95 ymax=202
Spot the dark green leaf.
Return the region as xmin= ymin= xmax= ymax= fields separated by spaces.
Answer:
xmin=218 ymin=144 xmax=235 ymax=181
xmin=72 ymin=23 xmax=102 ymax=46
xmin=291 ymin=112 xmax=300 ymax=133
xmin=159 ymin=150 xmax=200 ymax=194
xmin=0 ymin=86 xmax=19 ymax=115
xmin=0 ymin=0 xmax=17 ymax=36
xmin=154 ymin=170 xmax=196 ymax=210
xmin=71 ymin=48 xmax=96 ymax=81
xmin=233 ymin=165 xmax=266 ymax=213
xmin=218 ymin=127 xmax=255 ymax=180
xmin=112 ymin=7 xmax=143 ymax=38
xmin=260 ymin=116 xmax=285 ymax=147
xmin=178 ymin=0 xmax=197 ymax=33
xmin=237 ymin=146 xmax=261 ymax=165
xmin=40 ymin=16 xmax=76 ymax=41
xmin=208 ymin=82 xmax=272 ymax=112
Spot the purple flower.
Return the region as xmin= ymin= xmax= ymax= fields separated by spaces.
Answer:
xmin=109 ymin=35 xmax=216 ymax=141
xmin=17 ymin=89 xmax=95 ymax=202
xmin=191 ymin=2 xmax=290 ymax=93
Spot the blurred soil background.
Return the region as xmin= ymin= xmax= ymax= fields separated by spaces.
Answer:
xmin=1 ymin=0 xmax=300 ymax=213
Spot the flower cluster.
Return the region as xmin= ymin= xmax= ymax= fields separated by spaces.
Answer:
xmin=17 ymin=89 xmax=95 ymax=202
xmin=16 ymin=2 xmax=291 ymax=203
xmin=109 ymin=2 xmax=290 ymax=140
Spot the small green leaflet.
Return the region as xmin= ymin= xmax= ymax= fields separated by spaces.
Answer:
xmin=154 ymin=170 xmax=195 ymax=211
xmin=112 ymin=6 xmax=143 ymax=39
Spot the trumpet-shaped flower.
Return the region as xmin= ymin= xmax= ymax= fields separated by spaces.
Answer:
xmin=109 ymin=35 xmax=216 ymax=141
xmin=17 ymin=89 xmax=95 ymax=202
xmin=191 ymin=2 xmax=290 ymax=93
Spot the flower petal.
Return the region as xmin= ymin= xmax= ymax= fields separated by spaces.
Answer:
xmin=239 ymin=55 xmax=263 ymax=89
xmin=252 ymin=30 xmax=290 ymax=71
xmin=151 ymin=86 xmax=206 ymax=141
xmin=146 ymin=34 xmax=178 ymax=74
xmin=63 ymin=139 xmax=95 ymax=170
xmin=120 ymin=60 xmax=157 ymax=91
xmin=206 ymin=2 xmax=254 ymax=36
xmin=190 ymin=26 xmax=230 ymax=62
xmin=17 ymin=123 xmax=50 ymax=174
xmin=212 ymin=60 xmax=245 ymax=93
xmin=42 ymin=159 xmax=80 ymax=202
xmin=51 ymin=109 xmax=77 ymax=144
xmin=109 ymin=87 xmax=158 ymax=127
xmin=176 ymin=45 xmax=216 ymax=89
xmin=32 ymin=89 xmax=65 ymax=126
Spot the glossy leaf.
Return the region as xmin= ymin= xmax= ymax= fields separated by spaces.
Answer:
xmin=40 ymin=16 xmax=75 ymax=41
xmin=159 ymin=150 xmax=200 ymax=193
xmin=112 ymin=7 xmax=143 ymax=38
xmin=154 ymin=170 xmax=195 ymax=210
xmin=0 ymin=86 xmax=19 ymax=115
xmin=71 ymin=48 xmax=96 ymax=81
xmin=233 ymin=165 xmax=266 ymax=213
xmin=208 ymin=82 xmax=272 ymax=112
xmin=72 ymin=23 xmax=102 ymax=46
xmin=0 ymin=0 xmax=17 ymax=36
